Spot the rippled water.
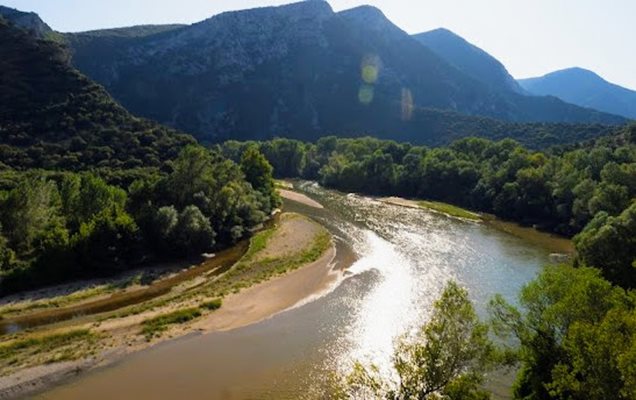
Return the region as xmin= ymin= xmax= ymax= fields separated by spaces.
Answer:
xmin=38 ymin=183 xmax=554 ymax=400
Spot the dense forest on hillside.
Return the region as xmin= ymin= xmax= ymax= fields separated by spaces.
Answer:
xmin=220 ymin=125 xmax=636 ymax=288
xmin=0 ymin=18 xmax=194 ymax=171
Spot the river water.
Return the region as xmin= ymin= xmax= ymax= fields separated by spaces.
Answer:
xmin=37 ymin=183 xmax=557 ymax=400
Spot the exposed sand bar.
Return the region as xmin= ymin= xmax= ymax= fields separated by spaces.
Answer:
xmin=279 ymin=189 xmax=324 ymax=208
xmin=195 ymin=246 xmax=337 ymax=332
xmin=380 ymin=196 xmax=421 ymax=209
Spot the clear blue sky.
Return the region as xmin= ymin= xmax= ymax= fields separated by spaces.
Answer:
xmin=3 ymin=0 xmax=636 ymax=89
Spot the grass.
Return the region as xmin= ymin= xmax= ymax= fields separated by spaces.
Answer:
xmin=0 ymin=329 xmax=98 ymax=367
xmin=0 ymin=272 xmax=148 ymax=318
xmin=209 ymin=217 xmax=331 ymax=296
xmin=0 ymin=286 xmax=111 ymax=317
xmin=141 ymin=308 xmax=202 ymax=339
xmin=200 ymin=299 xmax=222 ymax=311
xmin=241 ymin=226 xmax=277 ymax=261
xmin=418 ymin=200 xmax=481 ymax=221
xmin=274 ymin=180 xmax=293 ymax=189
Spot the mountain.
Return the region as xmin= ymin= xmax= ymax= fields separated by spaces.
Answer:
xmin=519 ymin=68 xmax=636 ymax=120
xmin=413 ymin=28 xmax=525 ymax=95
xmin=64 ymin=1 xmax=625 ymax=146
xmin=0 ymin=5 xmax=54 ymax=39
xmin=0 ymin=18 xmax=194 ymax=171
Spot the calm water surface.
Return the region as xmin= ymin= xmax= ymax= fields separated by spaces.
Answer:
xmin=38 ymin=183 xmax=554 ymax=400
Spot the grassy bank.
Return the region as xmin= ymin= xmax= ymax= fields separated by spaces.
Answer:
xmin=0 ymin=329 xmax=99 ymax=374
xmin=418 ymin=200 xmax=481 ymax=221
xmin=205 ymin=213 xmax=331 ymax=296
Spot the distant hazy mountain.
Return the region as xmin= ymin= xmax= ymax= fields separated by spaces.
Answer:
xmin=0 ymin=18 xmax=193 ymax=170
xmin=519 ymin=68 xmax=636 ymax=120
xmin=0 ymin=5 xmax=53 ymax=39
xmin=413 ymin=28 xmax=525 ymax=95
xmin=62 ymin=1 xmax=624 ymax=145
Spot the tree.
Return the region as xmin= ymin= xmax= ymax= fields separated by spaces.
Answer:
xmin=154 ymin=206 xmax=179 ymax=241
xmin=173 ymin=205 xmax=215 ymax=256
xmin=489 ymin=265 xmax=636 ymax=400
xmin=0 ymin=230 xmax=16 ymax=271
xmin=73 ymin=206 xmax=140 ymax=272
xmin=0 ymin=176 xmax=66 ymax=255
xmin=60 ymin=173 xmax=127 ymax=230
xmin=574 ymin=202 xmax=636 ymax=287
xmin=163 ymin=145 xmax=217 ymax=208
xmin=341 ymin=282 xmax=497 ymax=399
xmin=240 ymin=146 xmax=279 ymax=212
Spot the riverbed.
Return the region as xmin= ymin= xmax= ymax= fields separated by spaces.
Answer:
xmin=35 ymin=182 xmax=560 ymax=400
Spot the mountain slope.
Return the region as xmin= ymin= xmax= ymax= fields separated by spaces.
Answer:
xmin=0 ymin=18 xmax=194 ymax=170
xmin=0 ymin=5 xmax=54 ymax=39
xmin=519 ymin=68 xmax=636 ymax=120
xmin=413 ymin=28 xmax=524 ymax=95
xmin=64 ymin=1 xmax=625 ymax=145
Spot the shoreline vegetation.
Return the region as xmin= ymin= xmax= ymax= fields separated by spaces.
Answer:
xmin=0 ymin=212 xmax=339 ymax=399
xmin=380 ymin=195 xmax=574 ymax=254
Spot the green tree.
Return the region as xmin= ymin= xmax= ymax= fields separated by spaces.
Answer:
xmin=164 ymin=145 xmax=217 ymax=208
xmin=0 ymin=176 xmax=66 ymax=255
xmin=342 ymin=282 xmax=497 ymax=399
xmin=574 ymin=202 xmax=636 ymax=287
xmin=60 ymin=173 xmax=127 ymax=230
xmin=173 ymin=205 xmax=215 ymax=255
xmin=0 ymin=230 xmax=16 ymax=271
xmin=489 ymin=265 xmax=636 ymax=400
xmin=240 ymin=146 xmax=279 ymax=212
xmin=73 ymin=206 xmax=140 ymax=272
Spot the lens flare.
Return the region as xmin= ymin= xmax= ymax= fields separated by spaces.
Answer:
xmin=401 ymin=88 xmax=414 ymax=121
xmin=361 ymin=54 xmax=380 ymax=84
xmin=358 ymin=84 xmax=374 ymax=105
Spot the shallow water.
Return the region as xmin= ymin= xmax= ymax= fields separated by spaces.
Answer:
xmin=37 ymin=183 xmax=559 ymax=400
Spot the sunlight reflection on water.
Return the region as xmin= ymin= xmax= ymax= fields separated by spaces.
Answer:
xmin=38 ymin=183 xmax=550 ymax=400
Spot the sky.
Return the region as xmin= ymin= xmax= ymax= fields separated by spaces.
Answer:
xmin=3 ymin=0 xmax=636 ymax=90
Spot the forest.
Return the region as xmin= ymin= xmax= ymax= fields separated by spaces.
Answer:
xmin=0 ymin=145 xmax=279 ymax=294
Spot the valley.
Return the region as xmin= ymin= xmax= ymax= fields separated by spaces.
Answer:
xmin=1 ymin=183 xmax=567 ymax=399
xmin=0 ymin=1 xmax=634 ymax=399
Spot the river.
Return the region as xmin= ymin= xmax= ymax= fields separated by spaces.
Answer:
xmin=36 ymin=182 xmax=559 ymax=400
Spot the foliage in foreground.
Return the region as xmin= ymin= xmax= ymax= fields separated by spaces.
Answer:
xmin=338 ymin=282 xmax=499 ymax=400
xmin=490 ymin=265 xmax=636 ymax=400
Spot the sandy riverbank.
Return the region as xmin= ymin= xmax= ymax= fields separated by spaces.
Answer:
xmin=195 ymin=246 xmax=337 ymax=332
xmin=0 ymin=213 xmax=343 ymax=399
xmin=380 ymin=196 xmax=421 ymax=209
xmin=280 ymin=189 xmax=324 ymax=208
